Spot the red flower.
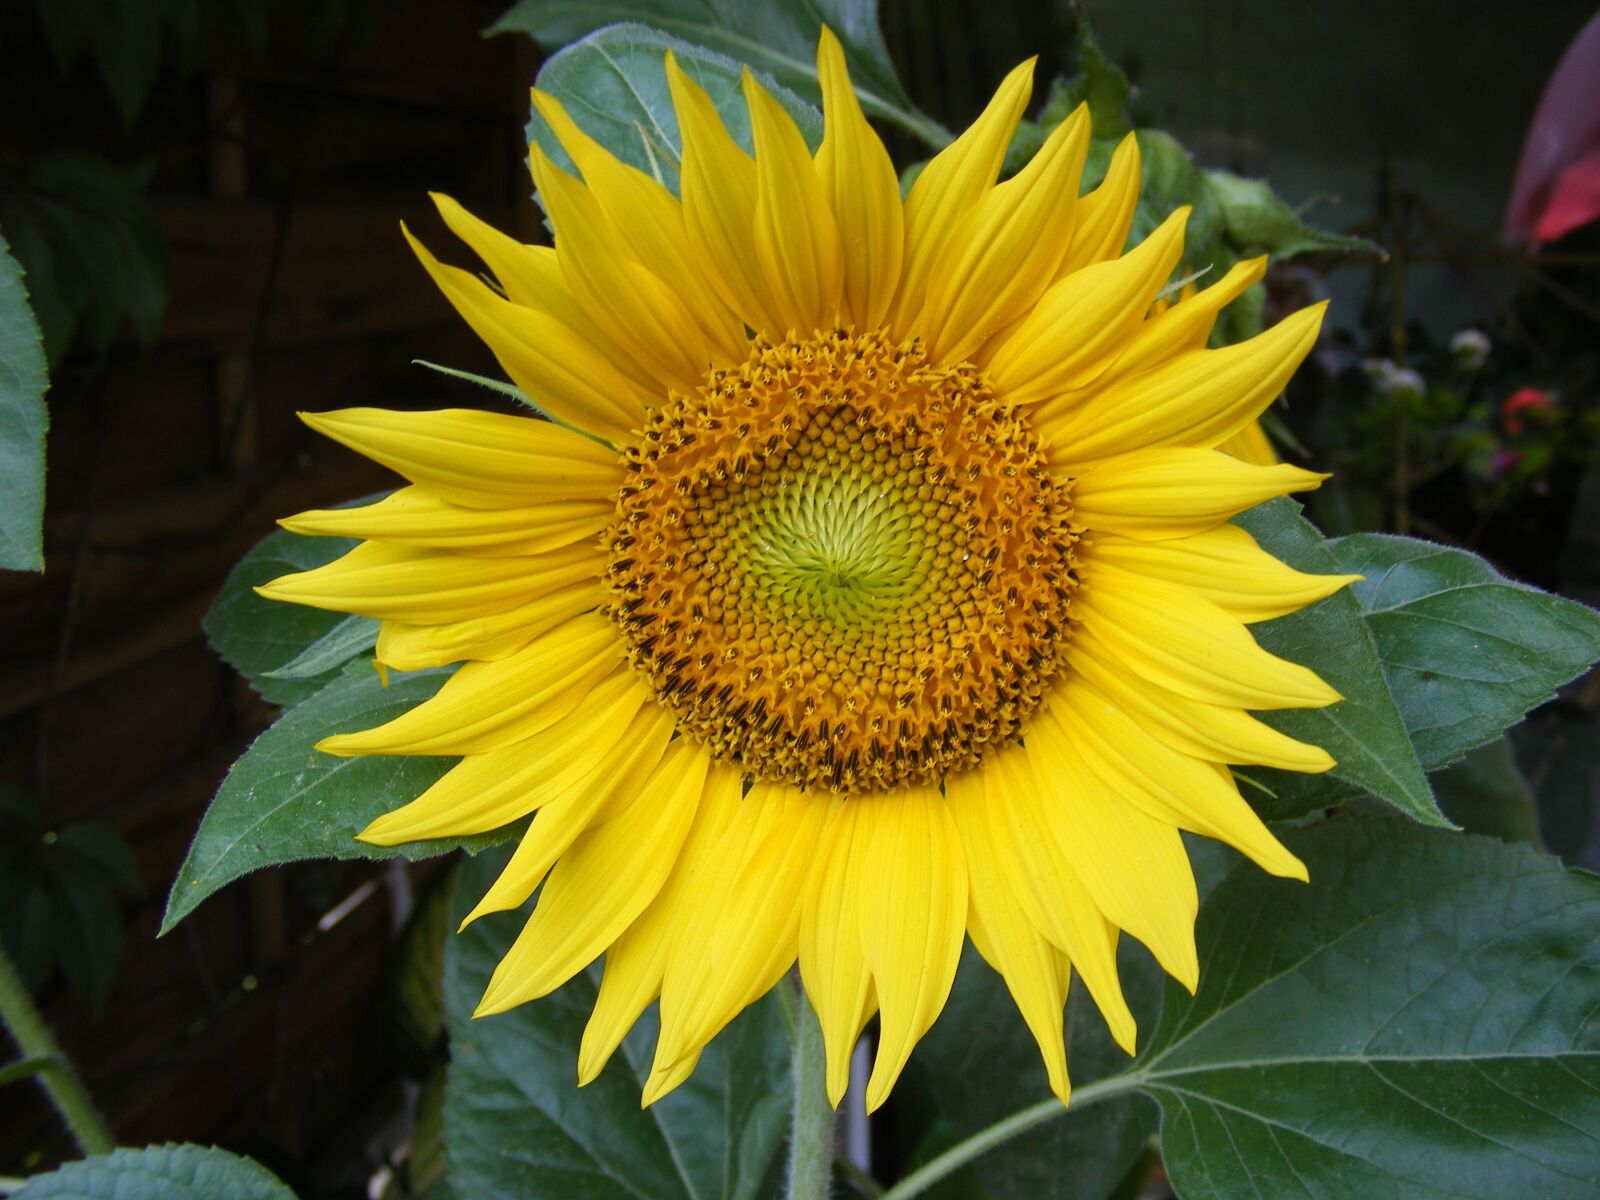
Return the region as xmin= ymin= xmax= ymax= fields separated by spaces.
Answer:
xmin=1502 ymin=387 xmax=1554 ymax=435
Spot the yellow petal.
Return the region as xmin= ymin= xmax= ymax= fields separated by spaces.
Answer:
xmin=529 ymin=143 xmax=718 ymax=394
xmin=466 ymin=700 xmax=677 ymax=942
xmin=981 ymin=745 xmax=1136 ymax=1054
xmin=946 ymin=768 xmax=1072 ymax=1104
xmin=1071 ymin=627 xmax=1335 ymax=772
xmin=1042 ymin=303 xmax=1328 ymax=468
xmin=320 ymin=612 xmax=621 ymax=756
xmin=891 ymin=58 xmax=1034 ymax=338
xmin=1057 ymin=132 xmax=1140 ymax=275
xmin=374 ymin=579 xmax=604 ymax=672
xmin=257 ymin=538 xmax=600 ymax=623
xmin=815 ymin=26 xmax=904 ymax=331
xmin=1076 ymin=566 xmax=1341 ymax=710
xmin=355 ymin=669 xmax=646 ymax=844
xmin=428 ymin=193 xmax=665 ymax=405
xmin=297 ymin=407 xmax=621 ymax=509
xmin=653 ymin=785 xmax=832 ymax=1080
xmin=576 ymin=761 xmax=745 ymax=1084
xmin=1219 ymin=418 xmax=1280 ymax=467
xmin=526 ymin=93 xmax=746 ymax=362
xmin=799 ymin=801 xmax=876 ymax=1107
xmin=983 ymin=205 xmax=1187 ymax=403
xmin=484 ymin=741 xmax=710 ymax=1003
xmin=744 ymin=70 xmax=843 ymax=335
xmin=1069 ymin=447 xmax=1328 ymax=540
xmin=856 ymin=786 xmax=967 ymax=1113
xmin=1085 ymin=526 xmax=1358 ymax=624
xmin=1023 ymin=712 xmax=1200 ymax=991
xmin=667 ymin=53 xmax=786 ymax=336
xmin=282 ymin=486 xmax=612 ymax=558
xmin=404 ymin=226 xmax=645 ymax=445
xmin=1049 ymin=676 xmax=1308 ymax=880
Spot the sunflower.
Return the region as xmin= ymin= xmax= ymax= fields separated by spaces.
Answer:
xmin=260 ymin=29 xmax=1351 ymax=1111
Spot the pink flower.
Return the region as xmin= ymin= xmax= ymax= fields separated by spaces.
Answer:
xmin=1502 ymin=387 xmax=1554 ymax=435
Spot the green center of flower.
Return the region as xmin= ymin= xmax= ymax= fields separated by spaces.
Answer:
xmin=606 ymin=329 xmax=1079 ymax=794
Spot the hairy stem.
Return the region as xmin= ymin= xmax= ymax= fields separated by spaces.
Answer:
xmin=0 ymin=942 xmax=114 ymax=1155
xmin=786 ymin=981 xmax=834 ymax=1200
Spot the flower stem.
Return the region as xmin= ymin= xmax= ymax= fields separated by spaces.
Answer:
xmin=877 ymin=1072 xmax=1143 ymax=1200
xmin=0 ymin=942 xmax=114 ymax=1155
xmin=785 ymin=980 xmax=834 ymax=1200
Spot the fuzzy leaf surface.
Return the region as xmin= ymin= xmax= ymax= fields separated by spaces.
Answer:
xmin=0 ymin=228 xmax=48 ymax=571
xmin=14 ymin=1144 xmax=295 ymax=1200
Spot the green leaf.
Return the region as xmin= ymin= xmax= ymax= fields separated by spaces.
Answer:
xmin=45 ymin=854 xmax=125 ymax=1012
xmin=442 ymin=844 xmax=792 ymax=1200
xmin=1136 ymin=817 xmax=1600 ymax=1200
xmin=0 ymin=227 xmax=49 ymax=572
xmin=1431 ymin=737 xmax=1542 ymax=845
xmin=914 ymin=942 xmax=1162 ymax=1200
xmin=527 ymin=24 xmax=824 ymax=196
xmin=492 ymin=0 xmax=948 ymax=147
xmin=1233 ymin=499 xmax=1442 ymax=826
xmin=160 ymin=659 xmax=498 ymax=936
xmin=1201 ymin=169 xmax=1380 ymax=260
xmin=1057 ymin=10 xmax=1131 ymax=138
xmin=261 ymin=613 xmax=378 ymax=680
xmin=1328 ymin=533 xmax=1600 ymax=770
xmin=203 ymin=524 xmax=361 ymax=706
xmin=13 ymin=1143 xmax=296 ymax=1200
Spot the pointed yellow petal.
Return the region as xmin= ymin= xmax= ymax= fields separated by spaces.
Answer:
xmin=799 ymin=801 xmax=876 ymax=1108
xmin=529 ymin=143 xmax=717 ymax=394
xmin=1115 ymin=256 xmax=1269 ymax=376
xmin=744 ymin=71 xmax=843 ymax=334
xmin=1023 ymin=715 xmax=1200 ymax=991
xmin=320 ymin=612 xmax=621 ymax=756
xmin=281 ymin=486 xmax=610 ymax=558
xmin=891 ymin=57 xmax=1034 ymax=338
xmin=466 ymin=701 xmax=677 ymax=948
xmin=815 ymin=27 xmax=904 ymax=331
xmin=667 ymin=53 xmax=787 ymax=336
xmin=355 ymin=669 xmax=645 ymax=844
xmin=917 ymin=105 xmax=1091 ymax=363
xmin=526 ymin=93 xmax=746 ymax=362
xmin=297 ymin=407 xmax=621 ymax=509
xmin=404 ymin=226 xmax=645 ymax=444
xmin=429 ymin=194 xmax=666 ymax=403
xmin=576 ymin=761 xmax=745 ymax=1084
xmin=1072 ymin=627 xmax=1335 ymax=772
xmin=857 ymin=787 xmax=967 ymax=1113
xmin=641 ymin=1053 xmax=700 ymax=1107
xmin=983 ymin=206 xmax=1188 ymax=403
xmin=981 ymin=745 xmax=1136 ymax=1054
xmin=1077 ymin=566 xmax=1341 ymax=711
xmin=1218 ymin=418 xmax=1279 ymax=467
xmin=654 ymin=785 xmax=832 ymax=1074
xmin=1049 ymin=677 xmax=1308 ymax=881
xmin=946 ymin=769 xmax=1071 ymax=1104
xmin=1069 ymin=447 xmax=1328 ymax=541
xmin=374 ymin=579 xmax=604 ymax=672
xmin=1086 ymin=526 xmax=1358 ymax=624
xmin=1057 ymin=132 xmax=1140 ymax=275
xmin=1043 ymin=303 xmax=1328 ymax=468
xmin=256 ymin=539 xmax=601 ymax=623
xmin=480 ymin=741 xmax=710 ymax=1004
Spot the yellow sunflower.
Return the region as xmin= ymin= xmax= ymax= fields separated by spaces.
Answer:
xmin=260 ymin=30 xmax=1351 ymax=1112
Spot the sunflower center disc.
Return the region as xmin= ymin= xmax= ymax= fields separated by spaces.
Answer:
xmin=605 ymin=329 xmax=1080 ymax=794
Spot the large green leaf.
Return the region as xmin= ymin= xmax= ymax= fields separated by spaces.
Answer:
xmin=528 ymin=24 xmax=824 ymax=196
xmin=1329 ymin=533 xmax=1600 ymax=769
xmin=1134 ymin=817 xmax=1600 ymax=1200
xmin=442 ymin=845 xmax=792 ymax=1200
xmin=160 ymin=659 xmax=495 ymax=935
xmin=1234 ymin=499 xmax=1441 ymax=826
xmin=913 ymin=942 xmax=1162 ymax=1200
xmin=493 ymin=0 xmax=947 ymax=147
xmin=204 ymin=525 xmax=362 ymax=706
xmin=0 ymin=227 xmax=49 ymax=572
xmin=14 ymin=1143 xmax=295 ymax=1200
